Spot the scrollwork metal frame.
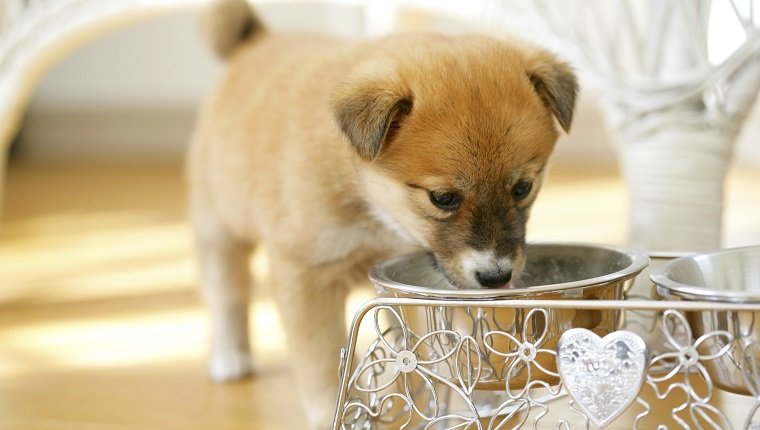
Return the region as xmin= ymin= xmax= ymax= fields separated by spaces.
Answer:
xmin=333 ymin=298 xmax=760 ymax=430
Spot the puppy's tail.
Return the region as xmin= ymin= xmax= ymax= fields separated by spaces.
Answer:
xmin=199 ymin=0 xmax=265 ymax=60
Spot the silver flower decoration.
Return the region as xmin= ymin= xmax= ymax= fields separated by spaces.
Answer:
xmin=343 ymin=306 xmax=481 ymax=429
xmin=483 ymin=308 xmax=561 ymax=399
xmin=648 ymin=310 xmax=733 ymax=403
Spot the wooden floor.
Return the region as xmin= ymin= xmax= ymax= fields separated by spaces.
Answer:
xmin=0 ymin=159 xmax=758 ymax=429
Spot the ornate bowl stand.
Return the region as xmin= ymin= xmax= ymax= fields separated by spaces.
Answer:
xmin=332 ymin=297 xmax=760 ymax=429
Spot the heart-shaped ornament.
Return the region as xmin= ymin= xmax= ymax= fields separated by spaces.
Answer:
xmin=557 ymin=328 xmax=649 ymax=428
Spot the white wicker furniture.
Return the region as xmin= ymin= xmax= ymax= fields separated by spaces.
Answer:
xmin=0 ymin=0 xmax=201 ymax=214
xmin=531 ymin=0 xmax=760 ymax=252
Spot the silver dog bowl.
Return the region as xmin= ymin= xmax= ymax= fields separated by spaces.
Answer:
xmin=370 ymin=242 xmax=648 ymax=390
xmin=652 ymin=245 xmax=760 ymax=396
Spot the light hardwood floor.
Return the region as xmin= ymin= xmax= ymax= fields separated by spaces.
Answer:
xmin=0 ymin=160 xmax=758 ymax=429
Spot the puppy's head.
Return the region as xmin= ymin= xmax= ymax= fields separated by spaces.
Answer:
xmin=332 ymin=36 xmax=578 ymax=289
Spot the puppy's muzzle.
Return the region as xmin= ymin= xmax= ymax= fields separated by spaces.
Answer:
xmin=461 ymin=250 xmax=516 ymax=289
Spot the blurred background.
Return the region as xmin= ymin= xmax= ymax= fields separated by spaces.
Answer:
xmin=12 ymin=1 xmax=760 ymax=166
xmin=0 ymin=1 xmax=758 ymax=429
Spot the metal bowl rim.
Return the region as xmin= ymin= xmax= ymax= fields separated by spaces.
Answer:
xmin=650 ymin=245 xmax=760 ymax=303
xmin=369 ymin=241 xmax=650 ymax=299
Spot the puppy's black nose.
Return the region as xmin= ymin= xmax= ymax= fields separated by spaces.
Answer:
xmin=476 ymin=270 xmax=513 ymax=288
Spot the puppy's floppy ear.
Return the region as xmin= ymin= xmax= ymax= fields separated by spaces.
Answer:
xmin=331 ymin=62 xmax=413 ymax=161
xmin=527 ymin=51 xmax=578 ymax=133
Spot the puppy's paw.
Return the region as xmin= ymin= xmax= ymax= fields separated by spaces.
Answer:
xmin=208 ymin=349 xmax=253 ymax=382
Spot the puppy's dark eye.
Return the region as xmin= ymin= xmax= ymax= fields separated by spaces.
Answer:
xmin=512 ymin=180 xmax=533 ymax=200
xmin=429 ymin=191 xmax=460 ymax=211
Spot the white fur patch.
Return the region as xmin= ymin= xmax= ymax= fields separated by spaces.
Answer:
xmin=460 ymin=249 xmax=513 ymax=287
xmin=358 ymin=168 xmax=430 ymax=247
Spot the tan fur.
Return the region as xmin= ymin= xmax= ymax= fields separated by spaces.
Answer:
xmin=189 ymin=1 xmax=577 ymax=428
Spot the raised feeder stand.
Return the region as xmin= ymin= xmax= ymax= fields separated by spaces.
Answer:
xmin=332 ymin=300 xmax=760 ymax=429
xmin=331 ymin=245 xmax=760 ymax=429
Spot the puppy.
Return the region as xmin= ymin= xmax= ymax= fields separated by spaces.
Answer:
xmin=189 ymin=1 xmax=577 ymax=428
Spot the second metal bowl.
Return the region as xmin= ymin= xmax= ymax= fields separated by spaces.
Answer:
xmin=652 ymin=245 xmax=760 ymax=396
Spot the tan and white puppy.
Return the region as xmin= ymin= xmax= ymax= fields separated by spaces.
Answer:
xmin=190 ymin=1 xmax=578 ymax=428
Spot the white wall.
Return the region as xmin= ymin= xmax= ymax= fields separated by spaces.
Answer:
xmin=17 ymin=2 xmax=760 ymax=167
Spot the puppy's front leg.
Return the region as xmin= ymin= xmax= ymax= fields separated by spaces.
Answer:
xmin=271 ymin=258 xmax=349 ymax=430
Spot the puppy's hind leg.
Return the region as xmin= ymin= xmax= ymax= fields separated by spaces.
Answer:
xmin=192 ymin=204 xmax=254 ymax=382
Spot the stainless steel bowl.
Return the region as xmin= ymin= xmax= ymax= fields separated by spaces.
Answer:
xmin=651 ymin=245 xmax=760 ymax=396
xmin=370 ymin=242 xmax=648 ymax=390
